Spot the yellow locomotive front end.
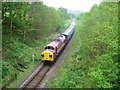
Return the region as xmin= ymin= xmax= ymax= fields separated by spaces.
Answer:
xmin=41 ymin=51 xmax=54 ymax=61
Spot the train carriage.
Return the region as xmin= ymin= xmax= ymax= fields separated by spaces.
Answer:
xmin=61 ymin=21 xmax=75 ymax=41
xmin=41 ymin=20 xmax=75 ymax=62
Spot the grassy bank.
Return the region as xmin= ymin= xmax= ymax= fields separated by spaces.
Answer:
xmin=2 ymin=19 xmax=70 ymax=88
xmin=2 ymin=32 xmax=58 ymax=88
xmin=48 ymin=2 xmax=119 ymax=88
xmin=2 ymin=2 xmax=71 ymax=88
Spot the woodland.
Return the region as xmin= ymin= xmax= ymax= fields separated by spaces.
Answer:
xmin=2 ymin=2 xmax=69 ymax=88
xmin=48 ymin=2 xmax=119 ymax=88
xmin=1 ymin=1 xmax=119 ymax=89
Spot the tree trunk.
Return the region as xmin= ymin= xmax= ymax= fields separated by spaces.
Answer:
xmin=10 ymin=19 xmax=12 ymax=41
xmin=10 ymin=3 xmax=12 ymax=42
xmin=23 ymin=29 xmax=26 ymax=43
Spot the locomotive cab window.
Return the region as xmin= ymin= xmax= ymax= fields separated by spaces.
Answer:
xmin=45 ymin=46 xmax=54 ymax=50
xmin=56 ymin=38 xmax=60 ymax=41
xmin=51 ymin=47 xmax=54 ymax=50
xmin=45 ymin=47 xmax=47 ymax=49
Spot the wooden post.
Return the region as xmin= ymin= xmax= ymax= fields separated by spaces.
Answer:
xmin=32 ymin=54 xmax=34 ymax=62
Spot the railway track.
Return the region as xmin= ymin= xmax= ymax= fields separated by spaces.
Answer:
xmin=19 ymin=63 xmax=52 ymax=89
xmin=19 ymin=21 xmax=75 ymax=89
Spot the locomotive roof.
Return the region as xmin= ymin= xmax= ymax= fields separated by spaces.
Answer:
xmin=46 ymin=38 xmax=62 ymax=48
xmin=46 ymin=41 xmax=57 ymax=48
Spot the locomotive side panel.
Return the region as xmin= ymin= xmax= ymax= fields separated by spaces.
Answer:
xmin=41 ymin=20 xmax=75 ymax=62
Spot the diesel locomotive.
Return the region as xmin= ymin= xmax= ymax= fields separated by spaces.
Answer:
xmin=41 ymin=20 xmax=75 ymax=62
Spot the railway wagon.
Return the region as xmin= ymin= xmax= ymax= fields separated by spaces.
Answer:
xmin=41 ymin=20 xmax=75 ymax=62
xmin=61 ymin=21 xmax=75 ymax=41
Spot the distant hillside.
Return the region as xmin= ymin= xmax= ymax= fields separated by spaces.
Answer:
xmin=67 ymin=10 xmax=84 ymax=14
xmin=67 ymin=10 xmax=84 ymax=18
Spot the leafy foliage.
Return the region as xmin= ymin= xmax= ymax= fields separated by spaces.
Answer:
xmin=2 ymin=2 xmax=70 ymax=88
xmin=48 ymin=2 xmax=119 ymax=88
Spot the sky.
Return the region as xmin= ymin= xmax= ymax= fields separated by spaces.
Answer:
xmin=42 ymin=0 xmax=102 ymax=12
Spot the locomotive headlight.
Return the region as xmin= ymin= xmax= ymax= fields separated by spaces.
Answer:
xmin=41 ymin=54 xmax=44 ymax=57
xmin=49 ymin=55 xmax=52 ymax=57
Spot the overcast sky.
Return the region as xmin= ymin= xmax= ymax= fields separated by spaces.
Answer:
xmin=42 ymin=0 xmax=102 ymax=11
